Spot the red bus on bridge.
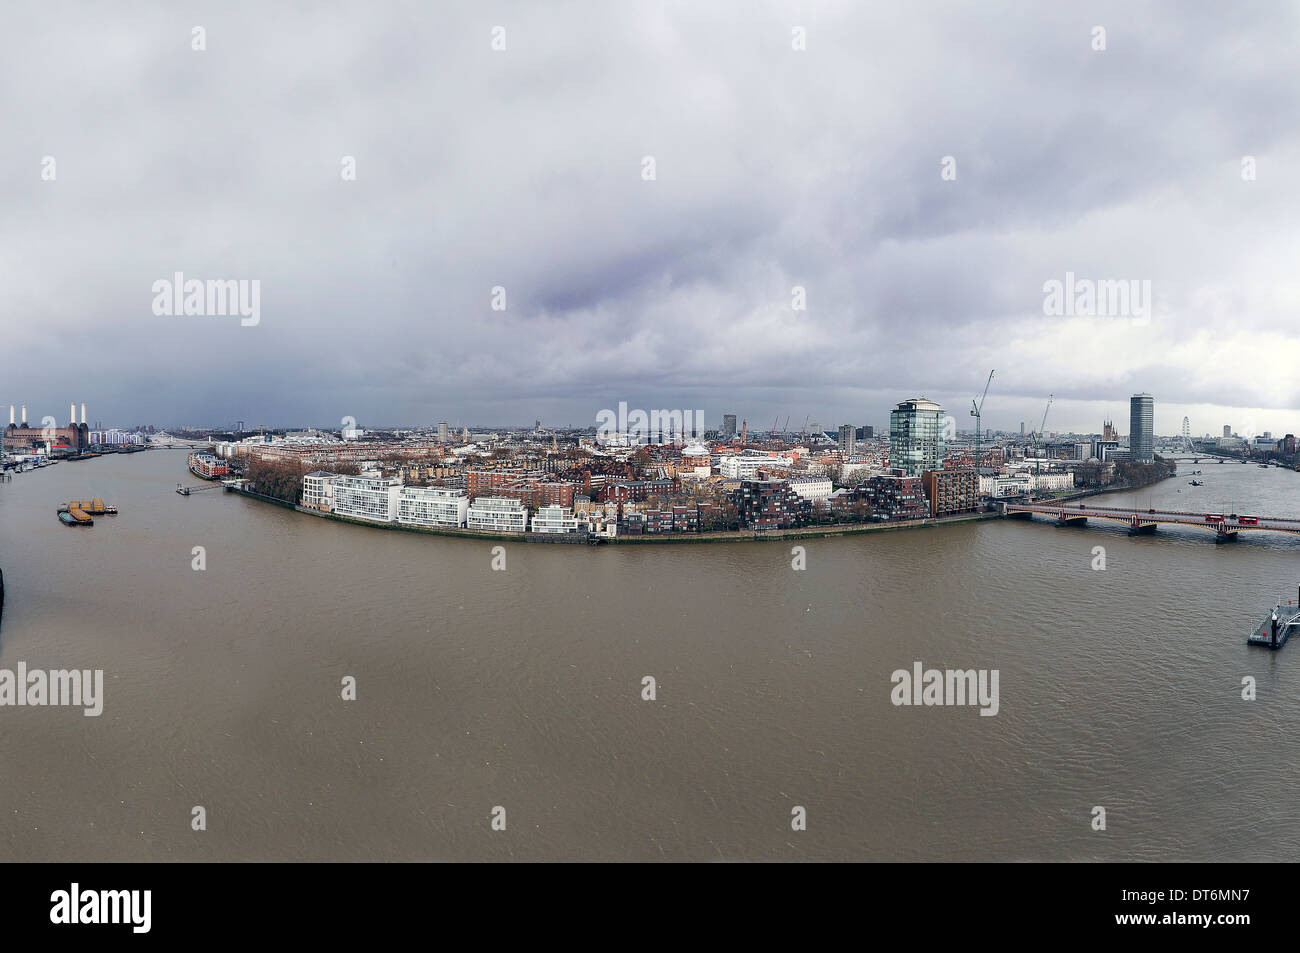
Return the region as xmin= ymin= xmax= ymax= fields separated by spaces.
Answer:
xmin=1238 ymin=516 xmax=1259 ymax=525
xmin=1205 ymin=514 xmax=1224 ymax=523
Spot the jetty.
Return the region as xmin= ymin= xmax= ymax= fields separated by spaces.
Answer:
xmin=1247 ymin=590 xmax=1300 ymax=649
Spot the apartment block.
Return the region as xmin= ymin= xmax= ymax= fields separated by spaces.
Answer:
xmin=467 ymin=496 xmax=529 ymax=533
xmin=530 ymin=505 xmax=580 ymax=534
xmin=332 ymin=474 xmax=402 ymax=522
xmin=921 ymin=468 xmax=979 ymax=518
xmin=860 ymin=474 xmax=928 ymax=520
xmin=787 ymin=476 xmax=833 ymax=505
xmin=397 ymin=486 xmax=470 ymax=528
xmin=733 ymin=479 xmax=812 ymax=530
xmin=301 ymin=471 xmax=338 ymax=511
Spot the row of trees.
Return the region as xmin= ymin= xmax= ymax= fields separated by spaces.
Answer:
xmin=1114 ymin=457 xmax=1177 ymax=488
xmin=243 ymin=458 xmax=307 ymax=503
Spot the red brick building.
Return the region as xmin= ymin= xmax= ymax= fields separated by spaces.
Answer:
xmin=921 ymin=468 xmax=979 ymax=518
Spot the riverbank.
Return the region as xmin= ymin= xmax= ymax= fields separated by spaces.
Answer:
xmin=229 ymin=486 xmax=1002 ymax=544
xmin=1029 ymin=470 xmax=1178 ymax=505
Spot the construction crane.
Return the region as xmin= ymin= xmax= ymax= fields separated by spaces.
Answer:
xmin=770 ymin=417 xmax=779 ymax=440
xmin=1032 ymin=395 xmax=1054 ymax=489
xmin=783 ymin=415 xmax=790 ymax=436
xmin=970 ymin=369 xmax=994 ymax=472
xmin=802 ymin=415 xmax=809 ymax=442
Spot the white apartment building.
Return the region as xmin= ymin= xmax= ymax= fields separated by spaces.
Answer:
xmin=979 ymin=475 xmax=1031 ymax=498
xmin=331 ymin=474 xmax=401 ymax=523
xmin=980 ymin=471 xmax=1075 ymax=497
xmin=530 ymin=504 xmax=580 ymax=534
xmin=718 ymin=454 xmax=793 ymax=480
xmin=302 ymin=471 xmax=338 ymax=511
xmin=467 ymin=496 xmax=528 ymax=533
xmin=787 ymin=476 xmax=833 ymax=504
xmin=1030 ymin=472 xmax=1075 ymax=492
xmin=397 ymin=486 xmax=469 ymax=528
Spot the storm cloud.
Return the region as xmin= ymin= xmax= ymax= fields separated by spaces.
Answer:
xmin=3 ymin=1 xmax=1299 ymax=437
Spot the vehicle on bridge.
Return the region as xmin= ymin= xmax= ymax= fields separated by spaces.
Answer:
xmin=1205 ymin=514 xmax=1224 ymax=523
xmin=1239 ymin=516 xmax=1259 ymax=525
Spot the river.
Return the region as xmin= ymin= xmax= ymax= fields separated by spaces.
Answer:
xmin=2 ymin=451 xmax=1298 ymax=860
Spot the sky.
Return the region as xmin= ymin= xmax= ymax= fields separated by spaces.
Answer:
xmin=4 ymin=1 xmax=1300 ymax=438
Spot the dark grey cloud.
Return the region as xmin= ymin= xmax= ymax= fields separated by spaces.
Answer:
xmin=3 ymin=0 xmax=1300 ymax=437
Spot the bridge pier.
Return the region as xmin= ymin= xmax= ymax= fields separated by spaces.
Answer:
xmin=1215 ymin=526 xmax=1238 ymax=543
xmin=1056 ymin=516 xmax=1088 ymax=528
xmin=1128 ymin=522 xmax=1157 ymax=535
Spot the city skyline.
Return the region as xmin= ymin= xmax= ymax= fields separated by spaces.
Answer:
xmin=1 ymin=391 xmax=1293 ymax=442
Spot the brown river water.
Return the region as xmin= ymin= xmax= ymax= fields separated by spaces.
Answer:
xmin=2 ymin=451 xmax=1298 ymax=861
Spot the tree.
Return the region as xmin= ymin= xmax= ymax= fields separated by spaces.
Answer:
xmin=245 ymin=457 xmax=307 ymax=503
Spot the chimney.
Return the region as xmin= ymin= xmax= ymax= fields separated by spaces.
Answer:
xmin=8 ymin=405 xmax=13 ymax=427
xmin=81 ymin=403 xmax=86 ymax=425
xmin=21 ymin=404 xmax=26 ymax=427
xmin=71 ymin=402 xmax=76 ymax=426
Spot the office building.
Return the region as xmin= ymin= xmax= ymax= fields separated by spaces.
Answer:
xmin=1129 ymin=394 xmax=1154 ymax=463
xmin=889 ymin=398 xmax=947 ymax=476
xmin=722 ymin=414 xmax=737 ymax=440
xmin=838 ymin=424 xmax=856 ymax=458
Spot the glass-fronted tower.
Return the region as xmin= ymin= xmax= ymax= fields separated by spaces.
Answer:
xmin=889 ymin=398 xmax=946 ymax=476
xmin=722 ymin=414 xmax=737 ymax=440
xmin=1129 ymin=394 xmax=1154 ymax=463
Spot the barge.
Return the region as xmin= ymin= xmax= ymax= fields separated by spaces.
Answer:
xmin=65 ymin=498 xmax=115 ymax=515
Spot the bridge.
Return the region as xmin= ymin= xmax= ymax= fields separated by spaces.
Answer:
xmin=1002 ymin=502 xmax=1300 ymax=542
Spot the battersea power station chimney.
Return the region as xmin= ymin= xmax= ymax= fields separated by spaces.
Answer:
xmin=81 ymin=403 xmax=87 ymax=426
xmin=71 ymin=402 xmax=76 ymax=426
